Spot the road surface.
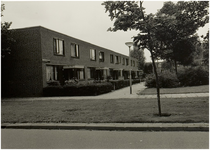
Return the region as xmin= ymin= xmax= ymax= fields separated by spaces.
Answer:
xmin=1 ymin=129 xmax=209 ymax=149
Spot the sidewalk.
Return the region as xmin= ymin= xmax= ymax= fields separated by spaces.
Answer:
xmin=2 ymin=123 xmax=208 ymax=131
xmin=2 ymin=82 xmax=209 ymax=101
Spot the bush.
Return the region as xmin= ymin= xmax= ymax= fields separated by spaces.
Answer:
xmin=110 ymin=79 xmax=140 ymax=90
xmin=43 ymin=85 xmax=63 ymax=96
xmin=145 ymin=71 xmax=179 ymax=88
xmin=177 ymin=66 xmax=209 ymax=86
xmin=43 ymin=82 xmax=113 ymax=96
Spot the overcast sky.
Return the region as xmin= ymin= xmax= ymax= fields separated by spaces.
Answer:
xmin=1 ymin=1 xmax=209 ymax=62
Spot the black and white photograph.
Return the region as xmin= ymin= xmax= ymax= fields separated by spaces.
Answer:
xmin=1 ymin=0 xmax=209 ymax=149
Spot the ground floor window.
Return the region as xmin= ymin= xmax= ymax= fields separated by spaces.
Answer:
xmin=87 ymin=67 xmax=95 ymax=79
xmin=46 ymin=65 xmax=58 ymax=81
xmin=64 ymin=68 xmax=85 ymax=80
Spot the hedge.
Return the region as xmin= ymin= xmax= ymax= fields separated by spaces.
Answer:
xmin=110 ymin=79 xmax=140 ymax=90
xmin=145 ymin=71 xmax=179 ymax=88
xmin=177 ymin=66 xmax=209 ymax=86
xmin=43 ymin=82 xmax=113 ymax=96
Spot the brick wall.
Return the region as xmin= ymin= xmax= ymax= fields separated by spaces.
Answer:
xmin=2 ymin=27 xmax=43 ymax=97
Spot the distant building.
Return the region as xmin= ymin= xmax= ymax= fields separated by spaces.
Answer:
xmin=2 ymin=26 xmax=140 ymax=97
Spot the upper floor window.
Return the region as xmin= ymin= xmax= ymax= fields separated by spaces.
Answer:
xmin=131 ymin=60 xmax=132 ymax=66
xmin=122 ymin=58 xmax=125 ymax=65
xmin=110 ymin=54 xmax=114 ymax=63
xmin=53 ymin=38 xmax=64 ymax=56
xmin=71 ymin=43 xmax=79 ymax=58
xmin=99 ymin=51 xmax=104 ymax=62
xmin=133 ymin=61 xmax=135 ymax=67
xmin=126 ymin=58 xmax=129 ymax=66
xmin=115 ymin=56 xmax=119 ymax=64
xmin=90 ymin=49 xmax=96 ymax=61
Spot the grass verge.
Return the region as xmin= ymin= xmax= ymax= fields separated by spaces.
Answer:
xmin=2 ymin=97 xmax=208 ymax=123
xmin=139 ymin=85 xmax=209 ymax=95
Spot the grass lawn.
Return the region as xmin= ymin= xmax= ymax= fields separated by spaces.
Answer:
xmin=2 ymin=97 xmax=208 ymax=123
xmin=139 ymin=85 xmax=209 ymax=95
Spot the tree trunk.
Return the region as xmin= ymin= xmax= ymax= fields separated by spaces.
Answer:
xmin=150 ymin=50 xmax=162 ymax=116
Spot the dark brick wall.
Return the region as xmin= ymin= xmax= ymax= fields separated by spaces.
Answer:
xmin=2 ymin=26 xmax=139 ymax=97
xmin=2 ymin=27 xmax=43 ymax=97
xmin=40 ymin=27 xmax=139 ymax=84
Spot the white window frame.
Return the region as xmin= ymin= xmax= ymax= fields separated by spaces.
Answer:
xmin=71 ymin=43 xmax=79 ymax=58
xmin=54 ymin=38 xmax=64 ymax=55
xmin=90 ymin=49 xmax=96 ymax=61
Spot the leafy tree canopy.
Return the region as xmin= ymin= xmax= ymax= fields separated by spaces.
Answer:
xmin=1 ymin=4 xmax=15 ymax=58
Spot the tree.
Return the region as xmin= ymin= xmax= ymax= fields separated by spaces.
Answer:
xmin=102 ymin=1 xmax=162 ymax=116
xmin=202 ymin=31 xmax=209 ymax=66
xmin=1 ymin=4 xmax=15 ymax=58
xmin=154 ymin=1 xmax=209 ymax=73
xmin=130 ymin=46 xmax=145 ymax=70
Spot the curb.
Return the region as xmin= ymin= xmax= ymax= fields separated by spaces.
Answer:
xmin=1 ymin=123 xmax=209 ymax=131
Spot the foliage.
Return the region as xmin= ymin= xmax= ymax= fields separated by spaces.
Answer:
xmin=177 ymin=66 xmax=209 ymax=86
xmin=43 ymin=82 xmax=113 ymax=96
xmin=1 ymin=4 xmax=15 ymax=58
xmin=143 ymin=63 xmax=153 ymax=78
xmin=202 ymin=31 xmax=209 ymax=65
xmin=145 ymin=71 xmax=179 ymax=88
xmin=130 ymin=47 xmax=145 ymax=70
xmin=154 ymin=1 xmax=209 ymax=68
xmin=110 ymin=79 xmax=140 ymax=90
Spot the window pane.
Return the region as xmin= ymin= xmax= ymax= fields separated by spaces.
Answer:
xmin=76 ymin=45 xmax=79 ymax=57
xmin=46 ymin=66 xmax=53 ymax=81
xmin=56 ymin=39 xmax=59 ymax=54
xmin=71 ymin=44 xmax=75 ymax=57
xmin=87 ymin=68 xmax=91 ymax=79
xmin=59 ymin=40 xmax=63 ymax=55
xmin=90 ymin=49 xmax=95 ymax=60
xmin=80 ymin=70 xmax=84 ymax=80
xmin=54 ymin=66 xmax=57 ymax=80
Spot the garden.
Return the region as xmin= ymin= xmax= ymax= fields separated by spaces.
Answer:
xmin=43 ymin=79 xmax=140 ymax=96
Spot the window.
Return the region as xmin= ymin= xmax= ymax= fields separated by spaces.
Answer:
xmin=90 ymin=49 xmax=96 ymax=61
xmin=77 ymin=69 xmax=84 ymax=80
xmin=133 ymin=61 xmax=135 ymax=67
xmin=122 ymin=58 xmax=125 ymax=65
xmin=53 ymin=38 xmax=64 ymax=55
xmin=119 ymin=56 xmax=121 ymax=63
xmin=110 ymin=54 xmax=114 ymax=63
xmin=131 ymin=60 xmax=132 ymax=66
xmin=126 ymin=58 xmax=129 ymax=66
xmin=71 ymin=43 xmax=79 ymax=58
xmin=115 ymin=56 xmax=119 ymax=64
xmin=87 ymin=67 xmax=95 ymax=79
xmin=46 ymin=66 xmax=58 ymax=81
xmin=99 ymin=51 xmax=104 ymax=62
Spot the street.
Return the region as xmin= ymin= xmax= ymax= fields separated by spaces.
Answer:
xmin=1 ymin=129 xmax=209 ymax=149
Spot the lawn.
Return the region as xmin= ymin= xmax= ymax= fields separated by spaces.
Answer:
xmin=139 ymin=85 xmax=209 ymax=95
xmin=1 ymin=97 xmax=208 ymax=123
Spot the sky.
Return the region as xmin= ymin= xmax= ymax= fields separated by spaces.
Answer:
xmin=1 ymin=1 xmax=209 ymax=62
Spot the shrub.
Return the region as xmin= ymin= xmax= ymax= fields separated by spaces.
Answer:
xmin=177 ymin=66 xmax=209 ymax=86
xmin=43 ymin=82 xmax=113 ymax=96
xmin=43 ymin=85 xmax=63 ymax=96
xmin=110 ymin=79 xmax=140 ymax=90
xmin=145 ymin=71 xmax=179 ymax=88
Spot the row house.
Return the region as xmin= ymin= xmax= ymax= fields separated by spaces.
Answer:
xmin=2 ymin=26 xmax=140 ymax=97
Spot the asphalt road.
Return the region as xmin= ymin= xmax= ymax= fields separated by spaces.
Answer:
xmin=1 ymin=129 xmax=209 ymax=149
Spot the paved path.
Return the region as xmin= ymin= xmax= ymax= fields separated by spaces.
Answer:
xmin=3 ymin=82 xmax=208 ymax=101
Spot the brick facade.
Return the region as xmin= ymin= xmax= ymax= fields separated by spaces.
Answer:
xmin=2 ymin=26 xmax=140 ymax=97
